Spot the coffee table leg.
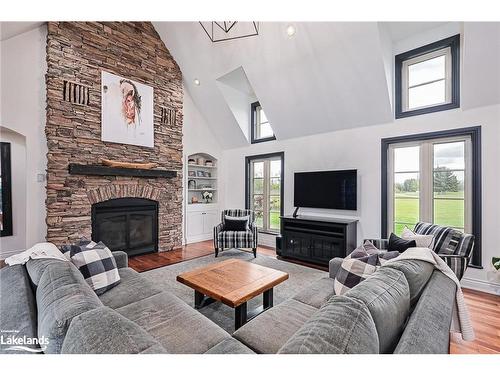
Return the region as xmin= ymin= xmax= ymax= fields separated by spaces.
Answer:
xmin=195 ymin=290 xmax=205 ymax=309
xmin=263 ymin=288 xmax=273 ymax=309
xmin=235 ymin=302 xmax=248 ymax=331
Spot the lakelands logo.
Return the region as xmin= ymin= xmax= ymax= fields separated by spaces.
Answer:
xmin=1 ymin=330 xmax=48 ymax=353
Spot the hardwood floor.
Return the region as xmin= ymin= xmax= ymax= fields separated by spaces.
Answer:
xmin=130 ymin=240 xmax=499 ymax=354
xmin=450 ymin=288 xmax=500 ymax=354
xmin=128 ymin=240 xmax=276 ymax=272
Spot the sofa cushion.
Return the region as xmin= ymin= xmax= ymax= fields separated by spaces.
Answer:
xmin=98 ymin=267 xmax=162 ymax=309
xmin=0 ymin=265 xmax=39 ymax=354
xmin=345 ymin=267 xmax=410 ymax=354
xmin=204 ymin=338 xmax=255 ymax=354
xmin=116 ymin=292 xmax=230 ymax=354
xmin=292 ymin=277 xmax=335 ymax=309
xmin=383 ymin=259 xmax=434 ymax=306
xmin=36 ymin=260 xmax=103 ymax=353
xmin=233 ymin=299 xmax=317 ymax=354
xmin=394 ymin=270 xmax=456 ymax=354
xmin=26 ymin=258 xmax=67 ymax=286
xmin=278 ymin=295 xmax=379 ymax=354
xmin=61 ymin=306 xmax=167 ymax=354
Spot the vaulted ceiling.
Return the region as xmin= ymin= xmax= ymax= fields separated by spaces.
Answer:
xmin=154 ymin=21 xmax=500 ymax=149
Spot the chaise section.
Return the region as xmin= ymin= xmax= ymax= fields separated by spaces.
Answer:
xmin=292 ymin=277 xmax=335 ymax=309
xmin=116 ymin=292 xmax=231 ymax=354
xmin=278 ymin=295 xmax=379 ymax=354
xmin=0 ymin=265 xmax=38 ymax=354
xmin=204 ymin=338 xmax=255 ymax=354
xmin=98 ymin=268 xmax=162 ymax=309
xmin=233 ymin=299 xmax=318 ymax=353
xmin=62 ymin=306 xmax=167 ymax=354
xmin=394 ymin=270 xmax=456 ymax=354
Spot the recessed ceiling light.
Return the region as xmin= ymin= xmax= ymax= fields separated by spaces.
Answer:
xmin=194 ymin=78 xmax=200 ymax=86
xmin=286 ymin=25 xmax=296 ymax=37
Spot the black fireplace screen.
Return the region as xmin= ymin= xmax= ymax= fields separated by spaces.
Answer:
xmin=91 ymin=198 xmax=158 ymax=256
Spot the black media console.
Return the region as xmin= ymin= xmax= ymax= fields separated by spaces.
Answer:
xmin=279 ymin=215 xmax=358 ymax=267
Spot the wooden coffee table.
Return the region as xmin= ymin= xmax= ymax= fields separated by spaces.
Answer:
xmin=176 ymin=259 xmax=289 ymax=330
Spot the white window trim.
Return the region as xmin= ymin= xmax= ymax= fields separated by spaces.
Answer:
xmin=401 ymin=47 xmax=452 ymax=112
xmin=387 ymin=135 xmax=472 ymax=234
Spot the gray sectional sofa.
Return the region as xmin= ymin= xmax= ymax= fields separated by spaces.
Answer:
xmin=0 ymin=251 xmax=457 ymax=354
xmin=0 ymin=252 xmax=253 ymax=354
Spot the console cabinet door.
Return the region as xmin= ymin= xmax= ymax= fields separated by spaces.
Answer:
xmin=310 ymin=235 xmax=345 ymax=265
xmin=283 ymin=232 xmax=311 ymax=259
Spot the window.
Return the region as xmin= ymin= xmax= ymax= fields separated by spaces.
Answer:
xmin=245 ymin=152 xmax=284 ymax=233
xmin=0 ymin=142 xmax=13 ymax=237
xmin=395 ymin=34 xmax=460 ymax=118
xmin=251 ymin=101 xmax=275 ymax=143
xmin=382 ymin=127 xmax=482 ymax=267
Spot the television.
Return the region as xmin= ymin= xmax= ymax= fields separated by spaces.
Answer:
xmin=294 ymin=169 xmax=357 ymax=210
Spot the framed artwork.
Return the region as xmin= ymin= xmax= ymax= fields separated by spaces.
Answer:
xmin=196 ymin=170 xmax=205 ymax=177
xmin=0 ymin=142 xmax=13 ymax=237
xmin=101 ymin=71 xmax=154 ymax=148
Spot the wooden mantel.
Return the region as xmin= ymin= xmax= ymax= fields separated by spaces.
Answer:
xmin=68 ymin=163 xmax=177 ymax=178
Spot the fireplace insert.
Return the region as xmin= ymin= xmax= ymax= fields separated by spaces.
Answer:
xmin=91 ymin=198 xmax=158 ymax=256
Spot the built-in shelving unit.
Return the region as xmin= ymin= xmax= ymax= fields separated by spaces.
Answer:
xmin=185 ymin=153 xmax=219 ymax=244
xmin=186 ymin=153 xmax=218 ymax=205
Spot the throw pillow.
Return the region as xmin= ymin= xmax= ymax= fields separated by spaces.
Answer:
xmin=65 ymin=240 xmax=120 ymax=295
xmin=387 ymin=233 xmax=416 ymax=253
xmin=348 ymin=241 xmax=399 ymax=265
xmin=334 ymin=250 xmax=379 ymax=295
xmin=401 ymin=227 xmax=435 ymax=249
xmin=224 ymin=215 xmax=249 ymax=231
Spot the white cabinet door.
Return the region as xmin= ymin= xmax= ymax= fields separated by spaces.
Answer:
xmin=202 ymin=210 xmax=218 ymax=234
xmin=187 ymin=212 xmax=204 ymax=237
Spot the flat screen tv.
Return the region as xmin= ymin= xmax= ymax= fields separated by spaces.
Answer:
xmin=294 ymin=169 xmax=357 ymax=210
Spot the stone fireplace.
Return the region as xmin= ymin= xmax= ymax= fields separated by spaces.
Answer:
xmin=44 ymin=22 xmax=183 ymax=252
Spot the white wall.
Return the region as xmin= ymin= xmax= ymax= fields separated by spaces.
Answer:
xmin=221 ymin=104 xmax=500 ymax=295
xmin=0 ymin=25 xmax=47 ymax=257
xmin=182 ymin=88 xmax=223 ymax=243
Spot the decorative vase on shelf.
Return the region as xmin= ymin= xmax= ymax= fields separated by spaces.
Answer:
xmin=202 ymin=191 xmax=213 ymax=204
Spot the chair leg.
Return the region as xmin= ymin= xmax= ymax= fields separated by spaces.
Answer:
xmin=215 ymin=248 xmax=219 ymax=257
xmin=253 ymin=248 xmax=257 ymax=258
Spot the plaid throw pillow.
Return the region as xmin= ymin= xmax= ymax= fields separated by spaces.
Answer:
xmin=62 ymin=239 xmax=120 ymax=295
xmin=334 ymin=250 xmax=379 ymax=295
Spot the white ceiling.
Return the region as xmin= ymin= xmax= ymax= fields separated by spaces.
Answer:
xmin=384 ymin=22 xmax=449 ymax=42
xmin=154 ymin=22 xmax=394 ymax=148
xmin=2 ymin=21 xmax=499 ymax=149
xmin=154 ymin=21 xmax=500 ymax=149
xmin=0 ymin=22 xmax=43 ymax=41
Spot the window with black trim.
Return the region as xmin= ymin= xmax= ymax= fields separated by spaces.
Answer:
xmin=395 ymin=34 xmax=460 ymax=119
xmin=251 ymin=101 xmax=275 ymax=143
xmin=381 ymin=127 xmax=482 ymax=267
xmin=245 ymin=152 xmax=284 ymax=233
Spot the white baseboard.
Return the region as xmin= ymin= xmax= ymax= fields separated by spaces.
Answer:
xmin=461 ymin=276 xmax=500 ymax=295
